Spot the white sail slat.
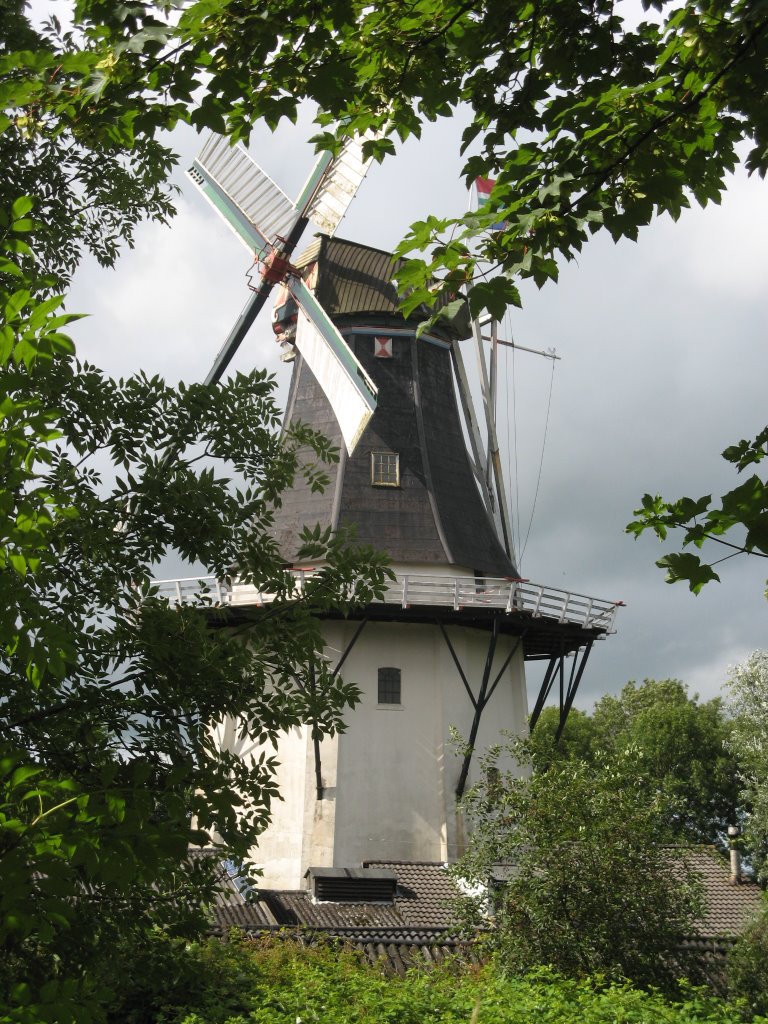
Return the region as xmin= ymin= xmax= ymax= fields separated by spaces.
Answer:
xmin=304 ymin=131 xmax=378 ymax=235
xmin=290 ymin=275 xmax=377 ymax=454
xmin=190 ymin=133 xmax=299 ymax=252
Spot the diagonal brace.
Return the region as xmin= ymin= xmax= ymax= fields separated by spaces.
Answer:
xmin=455 ymin=617 xmax=500 ymax=799
xmin=555 ymin=640 xmax=593 ymax=742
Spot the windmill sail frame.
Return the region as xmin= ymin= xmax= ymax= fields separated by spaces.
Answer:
xmin=290 ymin=274 xmax=378 ymax=454
xmin=186 ymin=128 xmax=381 ymax=450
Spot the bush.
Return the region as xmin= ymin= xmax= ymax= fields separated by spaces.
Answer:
xmin=100 ymin=932 xmax=764 ymax=1024
xmin=457 ymin=741 xmax=704 ymax=992
xmin=728 ymin=904 xmax=768 ymax=1018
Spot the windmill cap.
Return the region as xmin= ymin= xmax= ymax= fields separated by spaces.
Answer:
xmin=294 ymin=234 xmax=472 ymax=341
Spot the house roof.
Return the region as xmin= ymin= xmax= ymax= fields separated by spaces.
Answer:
xmin=685 ymin=848 xmax=764 ymax=938
xmin=210 ymin=851 xmax=764 ymax=971
xmin=363 ymin=860 xmax=459 ymax=930
xmin=213 ymin=860 xmax=460 ymax=941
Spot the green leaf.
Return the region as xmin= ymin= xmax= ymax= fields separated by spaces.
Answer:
xmin=5 ymin=289 xmax=30 ymax=319
xmin=11 ymin=197 xmax=34 ymax=219
xmin=469 ymin=276 xmax=522 ymax=320
xmin=656 ymin=552 xmax=720 ymax=593
xmin=9 ymin=551 xmax=26 ymax=576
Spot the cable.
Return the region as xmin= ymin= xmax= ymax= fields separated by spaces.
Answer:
xmin=520 ymin=356 xmax=556 ymax=564
xmin=504 ymin=335 xmax=513 ymax=557
xmin=506 ymin=309 xmax=522 ymax=563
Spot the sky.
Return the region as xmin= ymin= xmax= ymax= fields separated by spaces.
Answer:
xmin=67 ymin=107 xmax=768 ymax=712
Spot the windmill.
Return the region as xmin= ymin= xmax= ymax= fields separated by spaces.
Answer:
xmin=183 ymin=129 xmax=623 ymax=888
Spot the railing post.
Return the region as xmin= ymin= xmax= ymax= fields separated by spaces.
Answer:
xmin=608 ymin=604 xmax=618 ymax=631
xmin=532 ymin=585 xmax=544 ymax=617
xmin=175 ymin=580 xmax=182 ymax=604
xmin=402 ymin=575 xmax=409 ymax=608
xmin=583 ymin=598 xmax=593 ymax=627
xmin=559 ymin=593 xmax=571 ymax=623
xmin=454 ymin=579 xmax=460 ymax=611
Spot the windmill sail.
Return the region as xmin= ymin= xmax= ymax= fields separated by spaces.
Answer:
xmin=289 ymin=274 xmax=377 ymax=454
xmin=188 ymin=135 xmax=299 ymax=252
xmin=188 ymin=130 xmax=378 ymax=252
xmin=297 ymin=131 xmax=379 ymax=235
xmin=187 ymin=129 xmax=380 ymax=447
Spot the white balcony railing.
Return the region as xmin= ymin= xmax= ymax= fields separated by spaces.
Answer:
xmin=153 ymin=571 xmax=623 ymax=634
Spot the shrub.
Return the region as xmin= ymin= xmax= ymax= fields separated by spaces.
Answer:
xmin=728 ymin=903 xmax=768 ymax=1018
xmin=457 ymin=741 xmax=704 ymax=991
xmin=100 ymin=932 xmax=765 ymax=1024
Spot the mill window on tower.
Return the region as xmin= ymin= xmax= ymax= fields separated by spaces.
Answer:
xmin=377 ymin=667 xmax=402 ymax=705
xmin=371 ymin=451 xmax=400 ymax=487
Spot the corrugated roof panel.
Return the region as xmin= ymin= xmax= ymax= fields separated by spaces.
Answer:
xmin=295 ymin=236 xmax=324 ymax=269
xmin=316 ymin=237 xmax=402 ymax=316
xmin=293 ymin=236 xmax=472 ymax=340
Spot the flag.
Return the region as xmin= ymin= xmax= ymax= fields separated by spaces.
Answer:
xmin=474 ymin=177 xmax=506 ymax=231
xmin=475 ymin=177 xmax=495 ymax=205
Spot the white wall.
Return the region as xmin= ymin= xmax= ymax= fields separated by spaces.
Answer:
xmin=245 ymin=616 xmax=528 ymax=887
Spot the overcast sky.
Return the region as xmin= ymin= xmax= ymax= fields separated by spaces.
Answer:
xmin=67 ymin=107 xmax=768 ymax=711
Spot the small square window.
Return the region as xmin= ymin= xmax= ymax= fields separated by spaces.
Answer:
xmin=371 ymin=451 xmax=400 ymax=487
xmin=378 ymin=667 xmax=401 ymax=705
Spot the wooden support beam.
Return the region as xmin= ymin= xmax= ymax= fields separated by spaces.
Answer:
xmin=455 ymin=616 xmax=500 ymax=799
xmin=555 ymin=640 xmax=594 ymax=742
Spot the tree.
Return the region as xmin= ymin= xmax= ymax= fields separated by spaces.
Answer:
xmin=0 ymin=194 xmax=391 ymax=1020
xmin=458 ymin=740 xmax=704 ymax=991
xmin=627 ymin=430 xmax=768 ymax=594
xmin=0 ymin=3 xmax=178 ymax=288
xmin=727 ymin=903 xmax=768 ymax=1019
xmin=528 ymin=706 xmax=600 ymax=767
xmin=0 ymin=12 xmax=397 ymax=1013
xmin=2 ymin=2 xmax=764 ymax=1015
xmin=727 ymin=651 xmax=768 ymax=884
xmin=530 ymin=679 xmax=740 ymax=848
xmin=5 ymin=3 xmax=767 ymax=590
xmin=5 ymin=2 xmax=765 ymax=299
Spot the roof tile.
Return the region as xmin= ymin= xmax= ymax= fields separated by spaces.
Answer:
xmin=211 ymin=852 xmax=763 ymax=949
xmin=684 ymin=848 xmax=763 ymax=938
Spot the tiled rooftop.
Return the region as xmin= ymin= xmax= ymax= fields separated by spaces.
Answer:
xmin=684 ymin=848 xmax=763 ymax=938
xmin=213 ymin=861 xmax=461 ymax=941
xmin=364 ymin=861 xmax=459 ymax=930
xmin=211 ymin=849 xmax=764 ymax=972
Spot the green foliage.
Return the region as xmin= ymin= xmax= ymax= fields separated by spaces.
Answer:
xmin=0 ymin=9 xmax=406 ymax=1020
xmin=727 ymin=652 xmax=768 ymax=884
xmin=2 ymin=1 xmax=765 ymax=1015
xmin=728 ymin=901 xmax=768 ymax=1019
xmin=95 ymin=931 xmax=761 ymax=1024
xmin=4 ymin=2 xmax=767 ymax=306
xmin=531 ymin=679 xmax=740 ymax=848
xmin=457 ymin=739 xmax=705 ymax=991
xmin=627 ymin=430 xmax=768 ymax=593
xmin=528 ymin=706 xmax=601 ymax=766
xmin=386 ymin=1 xmax=768 ymax=319
xmin=592 ymin=680 xmax=739 ymax=846
xmin=0 ymin=8 xmax=177 ymax=287
xmin=0 ymin=196 xmax=391 ymax=1021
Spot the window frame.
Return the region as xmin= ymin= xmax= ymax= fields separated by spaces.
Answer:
xmin=377 ymin=666 xmax=402 ymax=707
xmin=370 ymin=451 xmax=400 ymax=488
